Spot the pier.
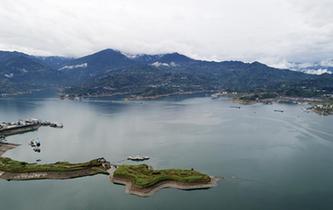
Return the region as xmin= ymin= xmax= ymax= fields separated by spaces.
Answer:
xmin=0 ymin=119 xmax=63 ymax=137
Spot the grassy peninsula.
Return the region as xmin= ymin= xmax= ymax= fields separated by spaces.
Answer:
xmin=113 ymin=164 xmax=211 ymax=188
xmin=0 ymin=157 xmax=108 ymax=174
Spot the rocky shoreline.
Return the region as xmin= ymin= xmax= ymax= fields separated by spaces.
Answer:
xmin=0 ymin=169 xmax=108 ymax=181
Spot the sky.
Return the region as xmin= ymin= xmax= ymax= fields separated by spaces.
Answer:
xmin=0 ymin=0 xmax=332 ymax=68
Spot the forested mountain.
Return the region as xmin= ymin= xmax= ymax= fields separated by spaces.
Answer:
xmin=0 ymin=49 xmax=332 ymax=97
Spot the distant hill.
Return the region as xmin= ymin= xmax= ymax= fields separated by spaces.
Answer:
xmin=65 ymin=57 xmax=318 ymax=97
xmin=133 ymin=52 xmax=195 ymax=65
xmin=33 ymin=56 xmax=73 ymax=69
xmin=59 ymin=49 xmax=136 ymax=72
xmin=0 ymin=51 xmax=63 ymax=94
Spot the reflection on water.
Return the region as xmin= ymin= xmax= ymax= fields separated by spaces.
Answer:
xmin=0 ymin=96 xmax=333 ymax=210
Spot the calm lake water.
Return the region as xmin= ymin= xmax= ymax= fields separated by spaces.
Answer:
xmin=0 ymin=94 xmax=333 ymax=210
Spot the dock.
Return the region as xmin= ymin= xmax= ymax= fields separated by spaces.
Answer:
xmin=0 ymin=119 xmax=63 ymax=137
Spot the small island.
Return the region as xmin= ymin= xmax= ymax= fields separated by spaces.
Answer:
xmin=110 ymin=164 xmax=218 ymax=197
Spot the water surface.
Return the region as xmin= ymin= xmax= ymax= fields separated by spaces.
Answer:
xmin=0 ymin=95 xmax=332 ymax=210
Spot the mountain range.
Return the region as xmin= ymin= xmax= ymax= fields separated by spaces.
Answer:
xmin=0 ymin=49 xmax=332 ymax=98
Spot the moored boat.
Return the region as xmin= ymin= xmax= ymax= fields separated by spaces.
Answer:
xmin=127 ymin=155 xmax=150 ymax=161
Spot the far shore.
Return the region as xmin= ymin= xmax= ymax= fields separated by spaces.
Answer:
xmin=60 ymin=90 xmax=214 ymax=101
xmin=59 ymin=90 xmax=333 ymax=116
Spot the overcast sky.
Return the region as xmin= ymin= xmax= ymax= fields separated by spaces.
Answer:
xmin=0 ymin=0 xmax=332 ymax=67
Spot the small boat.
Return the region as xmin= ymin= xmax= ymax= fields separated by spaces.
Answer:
xmin=50 ymin=122 xmax=63 ymax=128
xmin=230 ymin=106 xmax=241 ymax=109
xmin=33 ymin=148 xmax=41 ymax=153
xmin=29 ymin=138 xmax=41 ymax=153
xmin=127 ymin=155 xmax=150 ymax=161
xmin=29 ymin=139 xmax=41 ymax=147
xmin=0 ymin=135 xmax=6 ymax=141
xmin=41 ymin=121 xmax=51 ymax=126
xmin=274 ymin=109 xmax=284 ymax=113
xmin=211 ymin=93 xmax=219 ymax=99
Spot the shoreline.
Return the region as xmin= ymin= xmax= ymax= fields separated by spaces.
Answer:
xmin=62 ymin=91 xmax=333 ymax=116
xmin=0 ymin=169 xmax=108 ymax=181
xmin=0 ymin=142 xmax=19 ymax=156
xmin=230 ymin=95 xmax=333 ymax=116
xmin=60 ymin=90 xmax=214 ymax=101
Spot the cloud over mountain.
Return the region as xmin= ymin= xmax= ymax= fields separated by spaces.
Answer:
xmin=0 ymin=0 xmax=332 ymax=66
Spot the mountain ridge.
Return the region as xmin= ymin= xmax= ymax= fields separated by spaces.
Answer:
xmin=0 ymin=48 xmax=332 ymax=98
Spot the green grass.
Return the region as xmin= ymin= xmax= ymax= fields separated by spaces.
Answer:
xmin=113 ymin=164 xmax=211 ymax=188
xmin=0 ymin=157 xmax=106 ymax=173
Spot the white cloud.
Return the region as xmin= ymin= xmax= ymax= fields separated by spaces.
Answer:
xmin=320 ymin=59 xmax=333 ymax=67
xmin=150 ymin=61 xmax=178 ymax=68
xmin=0 ymin=0 xmax=332 ymax=64
xmin=268 ymin=58 xmax=332 ymax=75
xmin=268 ymin=59 xmax=314 ymax=70
xmin=151 ymin=62 xmax=169 ymax=68
xmin=303 ymin=68 xmax=332 ymax=75
xmin=4 ymin=73 xmax=14 ymax=78
xmin=58 ymin=63 xmax=88 ymax=71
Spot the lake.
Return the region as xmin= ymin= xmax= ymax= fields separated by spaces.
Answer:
xmin=0 ymin=94 xmax=333 ymax=210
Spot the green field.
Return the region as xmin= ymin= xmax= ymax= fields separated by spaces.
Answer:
xmin=0 ymin=157 xmax=107 ymax=174
xmin=113 ymin=164 xmax=211 ymax=188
